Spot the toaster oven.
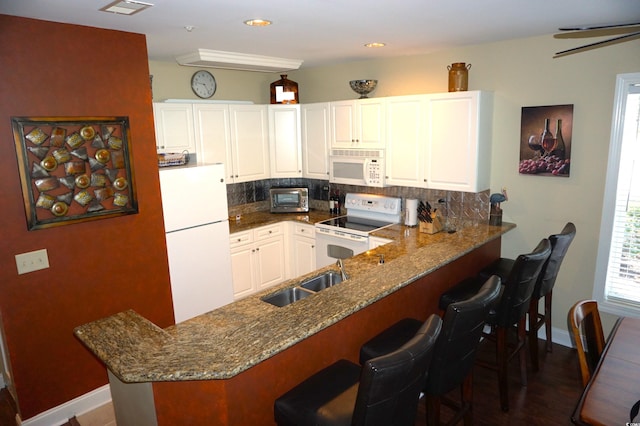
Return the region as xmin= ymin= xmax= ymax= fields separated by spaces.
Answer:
xmin=270 ymin=187 xmax=309 ymax=213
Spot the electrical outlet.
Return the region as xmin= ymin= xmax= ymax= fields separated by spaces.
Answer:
xmin=15 ymin=249 xmax=49 ymax=275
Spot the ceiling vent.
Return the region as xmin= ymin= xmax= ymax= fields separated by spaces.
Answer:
xmin=175 ymin=49 xmax=304 ymax=73
xmin=100 ymin=0 xmax=153 ymax=16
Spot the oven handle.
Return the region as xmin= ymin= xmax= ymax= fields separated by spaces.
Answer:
xmin=316 ymin=228 xmax=368 ymax=242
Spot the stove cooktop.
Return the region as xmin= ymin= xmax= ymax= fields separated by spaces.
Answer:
xmin=316 ymin=215 xmax=396 ymax=234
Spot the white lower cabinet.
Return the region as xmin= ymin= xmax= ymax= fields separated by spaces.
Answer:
xmin=230 ymin=224 xmax=286 ymax=300
xmin=290 ymin=223 xmax=316 ymax=277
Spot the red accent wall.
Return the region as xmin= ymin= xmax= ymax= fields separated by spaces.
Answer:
xmin=0 ymin=15 xmax=175 ymax=419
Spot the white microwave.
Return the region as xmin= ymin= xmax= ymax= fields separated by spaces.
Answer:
xmin=329 ymin=149 xmax=385 ymax=187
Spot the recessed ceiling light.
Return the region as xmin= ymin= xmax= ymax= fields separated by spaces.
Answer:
xmin=100 ymin=0 xmax=153 ymax=15
xmin=244 ymin=19 xmax=272 ymax=27
xmin=365 ymin=42 xmax=386 ymax=48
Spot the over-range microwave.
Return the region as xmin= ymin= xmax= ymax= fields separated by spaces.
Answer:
xmin=270 ymin=187 xmax=309 ymax=213
xmin=329 ymin=149 xmax=385 ymax=187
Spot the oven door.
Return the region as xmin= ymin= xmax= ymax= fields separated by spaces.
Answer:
xmin=315 ymin=227 xmax=369 ymax=268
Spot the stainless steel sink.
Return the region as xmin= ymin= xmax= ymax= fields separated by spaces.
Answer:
xmin=261 ymin=287 xmax=314 ymax=307
xmin=300 ymin=272 xmax=344 ymax=292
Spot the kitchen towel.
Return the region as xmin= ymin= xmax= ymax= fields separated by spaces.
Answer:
xmin=405 ymin=199 xmax=418 ymax=227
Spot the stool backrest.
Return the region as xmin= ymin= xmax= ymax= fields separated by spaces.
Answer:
xmin=353 ymin=314 xmax=442 ymax=426
xmin=568 ymin=299 xmax=606 ymax=387
xmin=495 ymin=239 xmax=551 ymax=327
xmin=534 ymin=222 xmax=576 ymax=299
xmin=425 ymin=275 xmax=501 ymax=395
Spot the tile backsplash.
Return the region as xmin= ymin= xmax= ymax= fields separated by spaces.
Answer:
xmin=226 ymin=178 xmax=492 ymax=226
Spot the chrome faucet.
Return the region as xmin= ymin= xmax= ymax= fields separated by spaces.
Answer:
xmin=327 ymin=244 xmax=353 ymax=281
xmin=336 ymin=258 xmax=349 ymax=281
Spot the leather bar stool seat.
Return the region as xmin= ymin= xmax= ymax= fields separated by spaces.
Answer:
xmin=478 ymin=222 xmax=576 ymax=370
xmin=360 ymin=276 xmax=501 ymax=425
xmin=274 ymin=315 xmax=442 ymax=426
xmin=438 ymin=238 xmax=551 ymax=412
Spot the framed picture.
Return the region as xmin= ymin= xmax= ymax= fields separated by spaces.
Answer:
xmin=519 ymin=104 xmax=573 ymax=177
xmin=12 ymin=116 xmax=138 ymax=230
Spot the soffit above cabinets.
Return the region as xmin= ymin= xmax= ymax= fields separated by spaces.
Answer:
xmin=176 ymin=49 xmax=303 ymax=73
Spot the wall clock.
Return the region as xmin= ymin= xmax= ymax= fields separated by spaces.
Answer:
xmin=191 ymin=70 xmax=217 ymax=99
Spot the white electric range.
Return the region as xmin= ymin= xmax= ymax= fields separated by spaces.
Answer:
xmin=315 ymin=193 xmax=402 ymax=268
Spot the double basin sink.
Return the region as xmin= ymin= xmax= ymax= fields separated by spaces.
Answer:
xmin=261 ymin=272 xmax=344 ymax=307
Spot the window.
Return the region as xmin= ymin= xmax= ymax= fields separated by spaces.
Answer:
xmin=594 ymin=73 xmax=640 ymax=317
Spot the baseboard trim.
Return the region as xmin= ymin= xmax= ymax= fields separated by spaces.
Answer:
xmin=22 ymin=385 xmax=111 ymax=426
xmin=540 ymin=325 xmax=573 ymax=349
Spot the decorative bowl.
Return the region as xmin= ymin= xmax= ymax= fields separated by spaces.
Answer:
xmin=349 ymin=80 xmax=378 ymax=98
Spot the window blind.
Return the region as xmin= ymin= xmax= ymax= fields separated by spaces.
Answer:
xmin=604 ymin=90 xmax=640 ymax=308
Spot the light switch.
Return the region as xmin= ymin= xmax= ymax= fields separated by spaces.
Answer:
xmin=15 ymin=249 xmax=50 ymax=275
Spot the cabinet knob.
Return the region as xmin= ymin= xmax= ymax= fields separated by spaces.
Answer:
xmin=256 ymin=247 xmax=260 ymax=251
xmin=237 ymin=238 xmax=241 ymax=242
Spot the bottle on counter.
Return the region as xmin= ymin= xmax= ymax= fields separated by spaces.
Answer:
xmin=329 ymin=191 xmax=336 ymax=214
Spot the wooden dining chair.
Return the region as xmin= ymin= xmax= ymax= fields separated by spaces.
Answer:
xmin=568 ymin=300 xmax=606 ymax=387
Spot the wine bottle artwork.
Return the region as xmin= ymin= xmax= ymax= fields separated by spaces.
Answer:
xmin=540 ymin=118 xmax=557 ymax=155
xmin=552 ymin=118 xmax=566 ymax=159
xmin=519 ymin=104 xmax=573 ymax=177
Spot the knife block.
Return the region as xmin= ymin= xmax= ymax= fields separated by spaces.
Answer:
xmin=419 ymin=215 xmax=443 ymax=234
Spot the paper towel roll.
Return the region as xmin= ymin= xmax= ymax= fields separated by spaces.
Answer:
xmin=405 ymin=199 xmax=418 ymax=227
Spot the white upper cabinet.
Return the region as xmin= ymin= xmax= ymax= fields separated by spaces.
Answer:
xmin=268 ymin=105 xmax=302 ymax=178
xmin=228 ymin=104 xmax=270 ymax=183
xmin=153 ymin=103 xmax=196 ymax=153
xmin=301 ymin=102 xmax=331 ymax=179
xmin=330 ymin=98 xmax=386 ymax=149
xmin=192 ymin=103 xmax=269 ymax=183
xmin=385 ymin=95 xmax=428 ymax=187
xmin=193 ymin=103 xmax=231 ymax=166
xmin=425 ymin=91 xmax=492 ymax=192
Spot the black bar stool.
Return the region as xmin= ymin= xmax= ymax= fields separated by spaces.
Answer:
xmin=439 ymin=238 xmax=551 ymax=412
xmin=479 ymin=222 xmax=576 ymax=370
xmin=273 ymin=315 xmax=442 ymax=426
xmin=359 ymin=276 xmax=501 ymax=426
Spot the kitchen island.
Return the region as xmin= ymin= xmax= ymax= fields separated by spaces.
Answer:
xmin=75 ymin=216 xmax=515 ymax=425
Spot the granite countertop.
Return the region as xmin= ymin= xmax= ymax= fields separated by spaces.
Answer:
xmin=74 ymin=211 xmax=515 ymax=383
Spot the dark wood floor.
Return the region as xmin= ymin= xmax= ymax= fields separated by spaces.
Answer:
xmin=415 ymin=337 xmax=584 ymax=425
xmin=0 ymin=338 xmax=583 ymax=426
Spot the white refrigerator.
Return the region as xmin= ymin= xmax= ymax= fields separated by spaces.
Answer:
xmin=159 ymin=163 xmax=233 ymax=323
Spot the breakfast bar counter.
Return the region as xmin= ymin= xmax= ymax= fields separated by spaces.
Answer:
xmin=75 ymin=218 xmax=515 ymax=425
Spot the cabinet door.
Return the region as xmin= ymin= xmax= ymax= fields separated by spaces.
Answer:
xmin=301 ymin=103 xmax=331 ymax=179
xmin=330 ymin=100 xmax=357 ymax=148
xmin=153 ymin=103 xmax=196 ymax=153
xmin=269 ymin=105 xmax=302 ymax=178
xmin=255 ymin=236 xmax=286 ymax=290
xmin=292 ymin=236 xmax=316 ymax=277
xmin=231 ymin=244 xmax=256 ymax=300
xmin=193 ymin=104 xmax=232 ymax=173
xmin=357 ymin=98 xmax=386 ymax=149
xmin=229 ymin=105 xmax=270 ymax=183
xmin=426 ymin=91 xmax=491 ymax=192
xmin=330 ymin=99 xmax=385 ymax=149
xmin=385 ymin=96 xmax=427 ymax=187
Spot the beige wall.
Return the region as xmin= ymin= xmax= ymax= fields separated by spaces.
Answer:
xmin=149 ymin=34 xmax=640 ymax=335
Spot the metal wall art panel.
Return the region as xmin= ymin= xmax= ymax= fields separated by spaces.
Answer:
xmin=12 ymin=116 xmax=138 ymax=230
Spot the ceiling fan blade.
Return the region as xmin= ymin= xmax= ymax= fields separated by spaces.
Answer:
xmin=559 ymin=22 xmax=640 ymax=31
xmin=554 ymin=30 xmax=640 ymax=57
